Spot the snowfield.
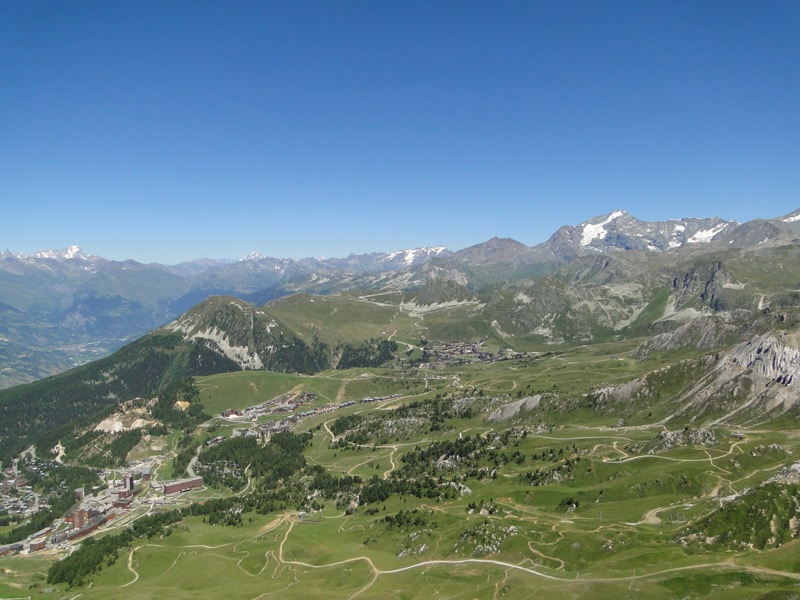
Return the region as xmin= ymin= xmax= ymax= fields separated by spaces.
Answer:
xmin=580 ymin=210 xmax=626 ymax=247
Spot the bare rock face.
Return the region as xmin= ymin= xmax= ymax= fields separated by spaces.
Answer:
xmin=769 ymin=462 xmax=800 ymax=484
xmin=632 ymin=314 xmax=746 ymax=359
xmin=486 ymin=396 xmax=541 ymax=422
xmin=672 ymin=261 xmax=732 ymax=310
xmin=674 ymin=332 xmax=800 ymax=423
xmin=592 ymin=378 xmax=648 ymax=404
xmin=734 ymin=335 xmax=800 ymax=384
xmin=594 ymin=329 xmax=800 ymax=426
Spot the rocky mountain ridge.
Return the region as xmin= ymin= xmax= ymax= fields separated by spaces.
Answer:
xmin=597 ymin=326 xmax=800 ymax=427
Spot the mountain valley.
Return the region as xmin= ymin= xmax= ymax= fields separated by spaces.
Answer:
xmin=1 ymin=208 xmax=800 ymax=598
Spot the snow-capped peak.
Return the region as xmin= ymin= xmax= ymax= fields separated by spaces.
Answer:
xmin=580 ymin=210 xmax=626 ymax=247
xmin=241 ymin=251 xmax=267 ymax=261
xmin=32 ymin=245 xmax=87 ymax=260
xmin=782 ymin=210 xmax=800 ymax=223
xmin=383 ymin=246 xmax=447 ymax=266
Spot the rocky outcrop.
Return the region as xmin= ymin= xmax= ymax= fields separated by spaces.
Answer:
xmin=670 ymin=332 xmax=800 ymax=424
xmin=732 ymin=335 xmax=800 ymax=383
xmin=644 ymin=428 xmax=718 ymax=454
xmin=598 ymin=329 xmax=800 ymax=425
xmin=769 ymin=462 xmax=800 ymax=484
xmin=632 ymin=313 xmax=753 ymax=359
xmin=672 ymin=261 xmax=731 ymax=310
xmin=487 ymin=396 xmax=541 ymax=422
xmin=592 ymin=378 xmax=648 ymax=404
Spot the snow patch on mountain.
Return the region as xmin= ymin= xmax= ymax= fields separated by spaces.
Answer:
xmin=783 ymin=213 xmax=800 ymax=223
xmin=687 ymin=223 xmax=728 ymax=244
xmin=31 ymin=245 xmax=89 ymax=260
xmin=383 ymin=246 xmax=447 ymax=266
xmin=580 ymin=211 xmax=626 ymax=247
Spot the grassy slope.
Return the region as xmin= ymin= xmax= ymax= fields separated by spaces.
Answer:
xmin=264 ymin=294 xmax=416 ymax=345
xmin=21 ymin=422 xmax=797 ymax=599
xmin=9 ymin=339 xmax=800 ymax=599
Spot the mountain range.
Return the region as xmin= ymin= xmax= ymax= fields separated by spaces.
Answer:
xmin=1 ymin=208 xmax=799 ymax=389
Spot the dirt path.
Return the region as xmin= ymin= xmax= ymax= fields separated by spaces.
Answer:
xmin=526 ymin=542 xmax=566 ymax=570
xmin=372 ymin=557 xmax=800 ymax=585
xmin=341 ymin=445 xmax=401 ymax=479
xmin=257 ymin=516 xmax=284 ymax=535
xmin=603 ymin=439 xmax=749 ymax=525
xmin=634 ymin=506 xmax=666 ymax=526
xmin=122 ymin=546 xmax=144 ymax=587
xmin=383 ymin=447 xmax=398 ymax=479
xmin=345 ymin=452 xmax=390 ymax=476
xmin=323 ymin=418 xmax=336 ymax=442
xmin=276 ymin=511 xmax=640 ymax=588
xmin=121 ymin=508 xmax=800 ymax=594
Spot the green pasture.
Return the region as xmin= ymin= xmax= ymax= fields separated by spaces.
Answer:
xmin=0 ymin=552 xmax=53 ymax=598
xmin=19 ymin=337 xmax=800 ymax=599
xmin=204 ymin=371 xmax=343 ymax=411
xmin=59 ymin=505 xmax=800 ymax=600
xmin=195 ymin=368 xmax=439 ymax=418
xmin=265 ymin=293 xmax=419 ymax=345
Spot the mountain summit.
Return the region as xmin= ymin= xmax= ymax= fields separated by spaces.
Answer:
xmin=532 ymin=211 xmax=738 ymax=261
xmin=1 ymin=245 xmax=95 ymax=262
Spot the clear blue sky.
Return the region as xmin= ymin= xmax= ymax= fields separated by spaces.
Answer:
xmin=2 ymin=1 xmax=798 ymax=264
